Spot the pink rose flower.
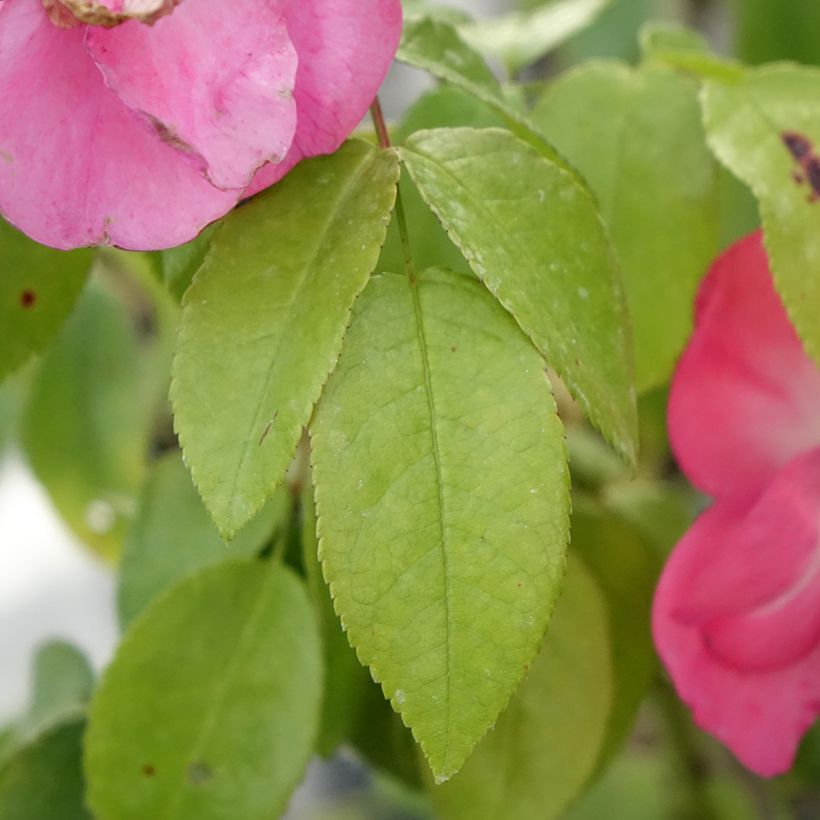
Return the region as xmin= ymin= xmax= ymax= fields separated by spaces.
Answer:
xmin=0 ymin=0 xmax=402 ymax=250
xmin=653 ymin=230 xmax=820 ymax=777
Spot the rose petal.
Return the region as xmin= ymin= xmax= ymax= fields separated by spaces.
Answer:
xmin=86 ymin=0 xmax=298 ymax=190
xmin=244 ymin=0 xmax=403 ymax=196
xmin=668 ymin=231 xmax=820 ymax=498
xmin=654 ymin=448 xmax=820 ymax=776
xmin=0 ymin=0 xmax=239 ymax=249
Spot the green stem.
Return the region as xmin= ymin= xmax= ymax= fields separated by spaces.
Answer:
xmin=369 ymin=98 xmax=417 ymax=283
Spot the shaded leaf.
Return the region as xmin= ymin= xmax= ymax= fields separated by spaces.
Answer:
xmin=21 ymin=285 xmax=157 ymax=558
xmin=571 ymin=499 xmax=661 ymax=765
xmin=431 ymin=556 xmax=612 ymax=820
xmin=150 ymin=224 xmax=219 ymax=302
xmin=734 ymin=0 xmax=820 ymax=67
xmin=401 ymin=128 xmax=637 ymax=461
xmin=311 ymin=268 xmax=570 ymax=779
xmin=86 ymin=560 xmax=322 ymax=820
xmin=172 ymin=140 xmax=399 ymax=539
xmin=22 ymin=642 xmax=94 ymax=737
xmin=301 ymin=477 xmax=371 ymax=757
xmin=0 ymin=219 xmax=91 ymax=381
xmin=117 ymin=453 xmax=289 ymax=627
xmin=532 ymin=61 xmax=719 ymax=392
xmin=0 ymin=718 xmax=91 ymax=820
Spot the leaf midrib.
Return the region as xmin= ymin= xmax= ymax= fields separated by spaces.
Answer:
xmin=407 ymin=276 xmax=455 ymax=771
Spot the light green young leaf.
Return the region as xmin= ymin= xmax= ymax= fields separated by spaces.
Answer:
xmin=639 ymin=22 xmax=710 ymax=61
xmin=0 ymin=718 xmax=91 ymax=820
xmin=458 ymin=0 xmax=609 ymax=76
xmin=118 ymin=453 xmax=290 ymax=628
xmin=431 ymin=556 xmax=612 ymax=820
xmin=172 ymin=140 xmax=399 ymax=540
xmin=0 ymin=219 xmax=92 ymax=382
xmin=401 ymin=128 xmax=637 ymax=462
xmin=532 ymin=61 xmax=719 ymax=392
xmin=702 ymin=65 xmax=820 ymax=365
xmin=21 ymin=285 xmax=156 ymax=559
xmin=85 ymin=560 xmax=322 ymax=820
xmin=571 ymin=499 xmax=661 ymax=766
xmin=311 ymin=268 xmax=570 ymax=780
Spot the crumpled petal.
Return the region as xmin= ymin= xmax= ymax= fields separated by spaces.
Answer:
xmin=668 ymin=231 xmax=820 ymax=499
xmin=86 ymin=0 xmax=298 ymax=190
xmin=59 ymin=0 xmax=176 ymax=25
xmin=0 ymin=0 xmax=240 ymax=249
xmin=245 ymin=0 xmax=403 ymax=196
xmin=653 ymin=447 xmax=820 ymax=776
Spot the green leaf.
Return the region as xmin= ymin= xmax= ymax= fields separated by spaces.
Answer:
xmin=118 ymin=453 xmax=290 ymax=628
xmin=571 ymin=499 xmax=661 ymax=765
xmin=734 ymin=0 xmax=820 ymax=67
xmin=85 ymin=560 xmax=322 ymax=820
xmin=430 ymin=556 xmax=612 ymax=820
xmin=22 ymin=642 xmax=94 ymax=735
xmin=172 ymin=140 xmax=399 ymax=540
xmin=0 ymin=718 xmax=91 ymax=820
xmin=21 ymin=284 xmax=156 ymax=559
xmin=702 ymin=64 xmax=820 ymax=365
xmin=0 ymin=372 xmax=26 ymax=454
xmin=151 ymin=224 xmax=219 ymax=302
xmin=0 ymin=219 xmax=91 ymax=382
xmin=401 ymin=128 xmax=637 ymax=461
xmin=311 ymin=268 xmax=570 ymax=780
xmin=396 ymin=17 xmax=577 ymax=173
xmin=531 ymin=61 xmax=719 ymax=392
xmin=301 ymin=477 xmax=371 ymax=757
xmin=380 ymin=86 xmax=507 ymax=278
xmin=458 ymin=0 xmax=610 ymax=76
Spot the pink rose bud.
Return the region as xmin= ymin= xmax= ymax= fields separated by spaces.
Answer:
xmin=0 ymin=0 xmax=402 ymax=249
xmin=654 ymin=231 xmax=820 ymax=777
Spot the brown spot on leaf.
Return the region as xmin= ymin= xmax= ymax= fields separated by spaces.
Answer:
xmin=782 ymin=130 xmax=820 ymax=202
xmin=141 ymin=764 xmax=156 ymax=777
xmin=20 ymin=290 xmax=36 ymax=309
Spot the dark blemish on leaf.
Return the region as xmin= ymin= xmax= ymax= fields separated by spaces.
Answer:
xmin=450 ymin=346 xmax=457 ymax=353
xmin=807 ymin=157 xmax=820 ymax=200
xmin=141 ymin=764 xmax=156 ymax=777
xmin=187 ymin=761 xmax=213 ymax=785
xmin=782 ymin=130 xmax=820 ymax=202
xmin=20 ymin=290 xmax=36 ymax=309
xmin=783 ymin=131 xmax=811 ymax=161
xmin=258 ymin=412 xmax=278 ymax=446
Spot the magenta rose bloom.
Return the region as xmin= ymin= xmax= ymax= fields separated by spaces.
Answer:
xmin=0 ymin=0 xmax=402 ymax=249
xmin=653 ymin=230 xmax=820 ymax=776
